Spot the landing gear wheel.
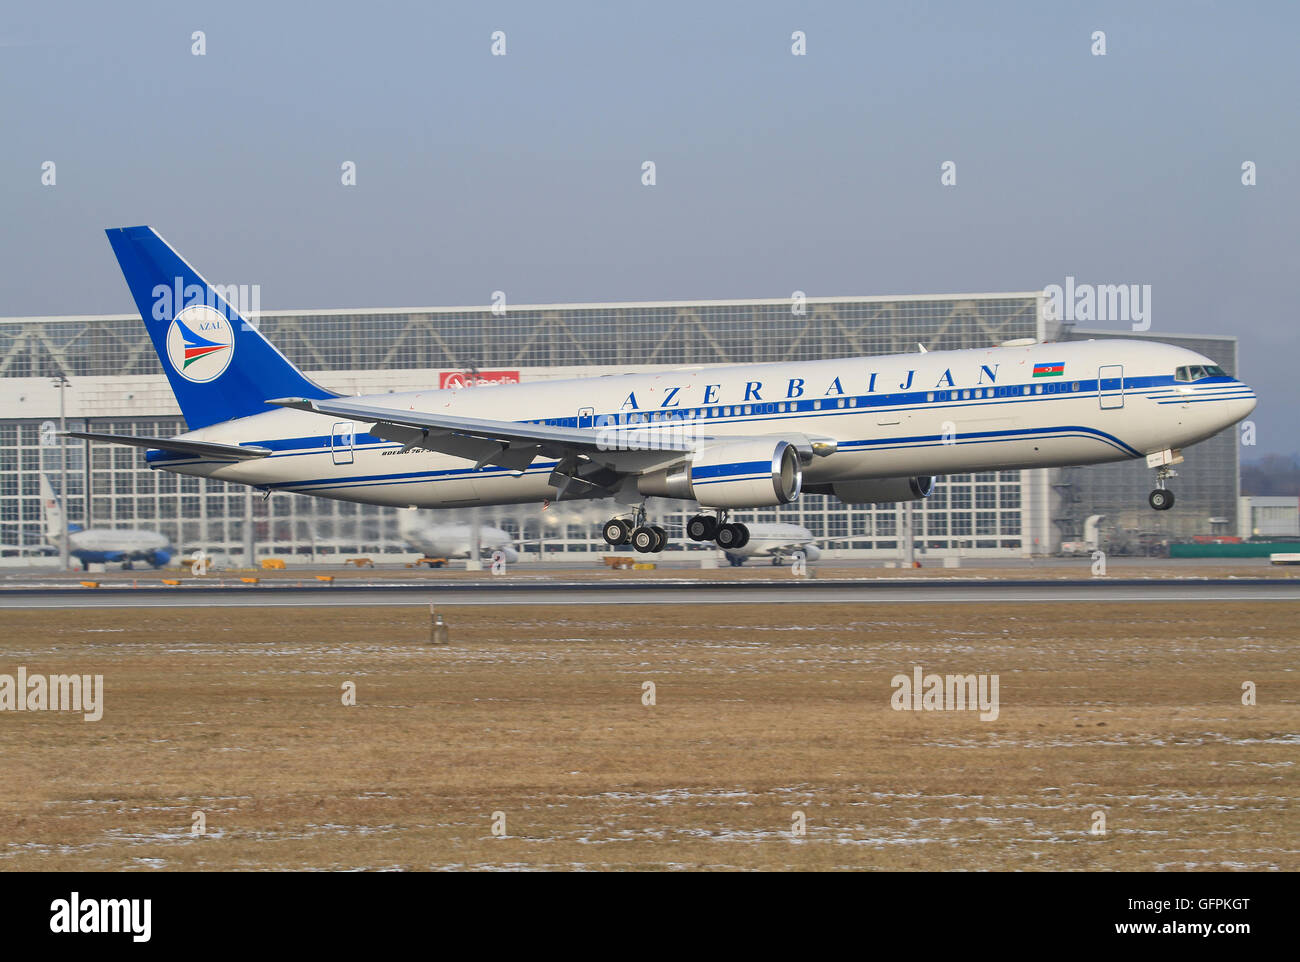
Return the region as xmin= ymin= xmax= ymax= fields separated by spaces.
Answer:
xmin=632 ymin=526 xmax=658 ymax=553
xmin=649 ymin=525 xmax=667 ymax=552
xmin=1148 ymin=489 xmax=1175 ymax=511
xmin=603 ymin=519 xmax=632 ymax=546
xmin=686 ymin=515 xmax=719 ymax=542
xmin=716 ymin=522 xmax=750 ymax=549
xmin=715 ymin=523 xmax=740 ymax=549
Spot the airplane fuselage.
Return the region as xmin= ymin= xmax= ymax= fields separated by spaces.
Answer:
xmin=721 ymin=522 xmax=822 ymax=564
xmin=142 ymin=339 xmax=1255 ymax=510
xmin=405 ymin=523 xmax=519 ymax=561
xmin=66 ymin=529 xmax=170 ymax=564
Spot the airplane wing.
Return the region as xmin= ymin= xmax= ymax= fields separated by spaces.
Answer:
xmin=272 ymin=395 xmax=833 ymax=455
xmin=270 ymin=396 xmax=689 ymax=451
xmin=268 ymin=395 xmax=840 ymax=499
xmin=268 ymin=396 xmax=707 ymax=497
xmin=64 ymin=431 xmax=272 ymax=461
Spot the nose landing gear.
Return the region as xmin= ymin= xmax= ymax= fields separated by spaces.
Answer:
xmin=1148 ymin=488 xmax=1175 ymax=510
xmin=1149 ymin=464 xmax=1177 ymax=511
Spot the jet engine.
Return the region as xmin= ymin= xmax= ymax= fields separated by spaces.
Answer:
xmin=806 ymin=476 xmax=936 ymax=505
xmin=637 ymin=440 xmax=803 ymax=508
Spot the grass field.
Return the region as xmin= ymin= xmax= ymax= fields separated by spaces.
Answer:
xmin=0 ymin=602 xmax=1295 ymax=870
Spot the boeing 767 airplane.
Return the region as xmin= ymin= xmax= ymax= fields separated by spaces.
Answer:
xmin=70 ymin=227 xmax=1257 ymax=553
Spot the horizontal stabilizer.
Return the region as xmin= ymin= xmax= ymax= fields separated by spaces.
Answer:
xmin=64 ymin=431 xmax=272 ymax=460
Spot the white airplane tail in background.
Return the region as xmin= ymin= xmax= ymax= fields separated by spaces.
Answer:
xmin=40 ymin=475 xmax=67 ymax=544
xmin=397 ymin=507 xmax=423 ymax=539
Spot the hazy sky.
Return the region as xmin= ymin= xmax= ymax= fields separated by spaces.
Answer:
xmin=2 ymin=1 xmax=1296 ymax=455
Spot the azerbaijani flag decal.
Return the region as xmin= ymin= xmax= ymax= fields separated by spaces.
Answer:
xmin=1033 ymin=361 xmax=1064 ymax=378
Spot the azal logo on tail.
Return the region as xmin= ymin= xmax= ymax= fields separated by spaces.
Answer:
xmin=180 ymin=323 xmax=229 ymax=368
xmin=164 ymin=306 xmax=234 ymax=383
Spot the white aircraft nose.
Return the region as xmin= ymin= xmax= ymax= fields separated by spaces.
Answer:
xmin=1224 ymin=382 xmax=1257 ymax=428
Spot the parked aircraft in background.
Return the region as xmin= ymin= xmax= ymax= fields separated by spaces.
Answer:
xmin=40 ymin=475 xmax=171 ymax=570
xmin=716 ymin=522 xmax=823 ymax=566
xmin=73 ymin=227 xmax=1257 ymax=557
xmin=399 ymin=511 xmax=519 ymax=562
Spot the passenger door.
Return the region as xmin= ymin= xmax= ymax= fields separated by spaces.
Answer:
xmin=331 ymin=421 xmax=355 ymax=464
xmin=1098 ymin=365 xmax=1124 ymax=409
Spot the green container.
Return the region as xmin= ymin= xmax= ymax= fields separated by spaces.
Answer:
xmin=1169 ymin=542 xmax=1293 ymax=558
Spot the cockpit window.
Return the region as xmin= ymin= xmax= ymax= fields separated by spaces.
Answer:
xmin=1175 ymin=364 xmax=1228 ymax=382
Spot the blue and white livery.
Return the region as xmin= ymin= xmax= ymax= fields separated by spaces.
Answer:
xmin=70 ymin=227 xmax=1257 ymax=554
xmin=41 ymin=475 xmax=171 ymax=570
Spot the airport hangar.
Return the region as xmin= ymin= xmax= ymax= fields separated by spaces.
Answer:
xmin=0 ymin=294 xmax=1240 ymax=565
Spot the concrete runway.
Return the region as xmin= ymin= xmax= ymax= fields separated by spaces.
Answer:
xmin=2 ymin=578 xmax=1298 ymax=607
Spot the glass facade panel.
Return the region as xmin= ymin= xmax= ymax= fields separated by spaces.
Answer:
xmin=0 ymin=295 xmax=1238 ymax=560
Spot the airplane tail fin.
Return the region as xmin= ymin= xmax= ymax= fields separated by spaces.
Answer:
xmin=39 ymin=475 xmax=65 ymax=543
xmin=397 ymin=508 xmax=425 ymax=539
xmin=104 ymin=226 xmax=335 ymax=429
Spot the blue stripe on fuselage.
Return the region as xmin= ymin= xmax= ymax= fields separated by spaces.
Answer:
xmin=142 ymin=373 xmax=1248 ymax=481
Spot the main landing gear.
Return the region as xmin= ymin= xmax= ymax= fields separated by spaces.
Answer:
xmin=602 ymin=505 xmax=667 ymax=553
xmin=600 ymin=508 xmax=753 ymax=554
xmin=1149 ymin=464 xmax=1177 ymax=511
xmin=687 ymin=511 xmax=749 ymax=549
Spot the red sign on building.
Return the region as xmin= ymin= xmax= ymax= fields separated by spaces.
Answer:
xmin=439 ymin=370 xmax=521 ymax=389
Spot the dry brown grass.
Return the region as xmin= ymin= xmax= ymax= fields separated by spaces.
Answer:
xmin=0 ymin=602 xmax=1294 ymax=871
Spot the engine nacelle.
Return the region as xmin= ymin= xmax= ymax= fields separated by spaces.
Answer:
xmin=637 ymin=439 xmax=803 ymax=508
xmin=811 ymin=476 xmax=935 ymax=505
